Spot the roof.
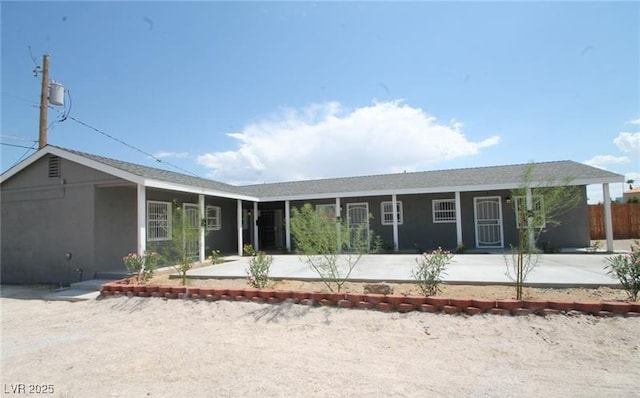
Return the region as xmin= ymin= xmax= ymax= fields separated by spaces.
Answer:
xmin=1 ymin=145 xmax=624 ymax=201
xmin=241 ymin=160 xmax=624 ymax=200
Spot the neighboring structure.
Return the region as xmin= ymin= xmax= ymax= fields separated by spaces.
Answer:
xmin=623 ymin=187 xmax=640 ymax=202
xmin=1 ymin=145 xmax=623 ymax=284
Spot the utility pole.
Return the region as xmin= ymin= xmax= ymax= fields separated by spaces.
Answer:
xmin=38 ymin=54 xmax=50 ymax=149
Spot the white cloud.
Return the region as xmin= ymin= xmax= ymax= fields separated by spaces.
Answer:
xmin=614 ymin=132 xmax=640 ymax=153
xmin=152 ymin=151 xmax=190 ymax=159
xmin=626 ymin=118 xmax=640 ymax=125
xmin=197 ymin=101 xmax=500 ymax=184
xmin=583 ymin=155 xmax=629 ymax=169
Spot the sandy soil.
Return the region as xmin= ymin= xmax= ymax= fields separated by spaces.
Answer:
xmin=1 ymin=290 xmax=639 ymax=397
xmin=147 ymin=274 xmax=631 ymax=302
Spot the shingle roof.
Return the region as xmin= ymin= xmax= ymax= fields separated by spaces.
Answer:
xmin=4 ymin=146 xmax=623 ymax=201
xmin=240 ymin=160 xmax=623 ymax=199
xmin=54 ymin=146 xmax=249 ymax=196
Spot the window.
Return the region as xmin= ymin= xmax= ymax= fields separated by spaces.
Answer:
xmin=206 ymin=205 xmax=222 ymax=230
xmin=380 ymin=201 xmax=403 ymax=225
xmin=48 ymin=156 xmax=61 ymax=178
xmin=433 ymin=199 xmax=456 ymax=223
xmin=316 ymin=204 xmax=337 ymax=219
xmin=514 ymin=196 xmax=545 ymax=228
xmin=147 ymin=201 xmax=171 ymax=241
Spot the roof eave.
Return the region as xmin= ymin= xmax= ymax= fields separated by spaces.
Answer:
xmin=255 ymin=177 xmax=625 ymax=202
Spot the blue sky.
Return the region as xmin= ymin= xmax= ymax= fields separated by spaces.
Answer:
xmin=2 ymin=1 xmax=638 ymax=202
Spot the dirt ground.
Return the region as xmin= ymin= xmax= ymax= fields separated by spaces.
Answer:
xmin=1 ymin=292 xmax=638 ymax=397
xmin=146 ymin=274 xmax=632 ymax=303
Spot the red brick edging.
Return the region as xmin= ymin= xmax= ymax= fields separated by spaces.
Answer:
xmin=100 ymin=281 xmax=640 ymax=317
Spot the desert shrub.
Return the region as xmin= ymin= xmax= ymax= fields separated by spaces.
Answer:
xmin=604 ymin=241 xmax=640 ymax=301
xmin=246 ymin=251 xmax=273 ymax=288
xmin=412 ymin=247 xmax=453 ymax=296
xmin=209 ymin=249 xmax=224 ymax=264
xmin=122 ymin=251 xmax=160 ymax=283
xmin=243 ymin=244 xmax=256 ymax=257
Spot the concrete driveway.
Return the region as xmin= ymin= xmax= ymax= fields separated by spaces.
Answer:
xmin=187 ymin=252 xmax=622 ymax=287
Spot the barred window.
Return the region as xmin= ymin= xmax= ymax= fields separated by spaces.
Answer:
xmin=147 ymin=201 xmax=172 ymax=241
xmin=206 ymin=205 xmax=222 ymax=230
xmin=316 ymin=204 xmax=337 ymax=219
xmin=380 ymin=201 xmax=403 ymax=225
xmin=433 ymin=199 xmax=456 ymax=223
xmin=514 ymin=196 xmax=545 ymax=228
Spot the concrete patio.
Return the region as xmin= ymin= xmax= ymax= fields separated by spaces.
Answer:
xmin=185 ymin=252 xmax=623 ymax=287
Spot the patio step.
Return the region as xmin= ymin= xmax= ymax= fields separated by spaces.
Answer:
xmin=42 ymin=278 xmax=119 ymax=302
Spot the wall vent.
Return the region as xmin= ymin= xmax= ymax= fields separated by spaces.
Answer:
xmin=48 ymin=156 xmax=61 ymax=178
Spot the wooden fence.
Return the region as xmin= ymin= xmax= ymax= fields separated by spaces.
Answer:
xmin=589 ymin=202 xmax=640 ymax=239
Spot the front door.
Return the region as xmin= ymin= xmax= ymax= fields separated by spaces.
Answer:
xmin=258 ymin=211 xmax=277 ymax=249
xmin=183 ymin=203 xmax=200 ymax=259
xmin=474 ymin=197 xmax=504 ymax=248
xmin=347 ymin=203 xmax=370 ymax=250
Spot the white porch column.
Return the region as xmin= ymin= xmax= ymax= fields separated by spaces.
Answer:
xmin=603 ymin=183 xmax=614 ymax=253
xmin=392 ymin=194 xmax=399 ymax=252
xmin=285 ymin=200 xmax=291 ymax=252
xmin=526 ymin=188 xmax=535 ymax=250
xmin=336 ymin=197 xmax=342 ymax=252
xmin=137 ymin=184 xmax=146 ymax=255
xmin=199 ymin=194 xmax=205 ymax=263
xmin=237 ymin=200 xmax=243 ymax=256
xmin=454 ymin=191 xmax=462 ymax=247
xmin=253 ymin=201 xmax=259 ymax=251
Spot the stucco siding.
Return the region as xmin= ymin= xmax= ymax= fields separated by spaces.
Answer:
xmin=94 ymin=186 xmax=137 ymax=273
xmin=1 ymin=184 xmax=95 ymax=284
xmin=205 ymin=197 xmax=239 ymax=255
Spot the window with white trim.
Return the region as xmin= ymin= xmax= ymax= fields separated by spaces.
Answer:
xmin=432 ymin=199 xmax=456 ymax=223
xmin=206 ymin=205 xmax=222 ymax=230
xmin=147 ymin=201 xmax=172 ymax=241
xmin=316 ymin=204 xmax=337 ymax=219
xmin=514 ymin=196 xmax=545 ymax=228
xmin=380 ymin=201 xmax=403 ymax=225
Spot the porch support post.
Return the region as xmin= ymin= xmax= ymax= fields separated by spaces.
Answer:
xmin=198 ymin=194 xmax=205 ymax=263
xmin=336 ymin=197 xmax=342 ymax=253
xmin=525 ymin=188 xmax=535 ymax=250
xmin=285 ymin=200 xmax=291 ymax=252
xmin=603 ymin=183 xmax=614 ymax=253
xmin=391 ymin=194 xmax=399 ymax=252
xmin=237 ymin=200 xmax=243 ymax=256
xmin=136 ymin=184 xmax=146 ymax=255
xmin=455 ymin=191 xmax=462 ymax=247
xmin=253 ymin=201 xmax=259 ymax=251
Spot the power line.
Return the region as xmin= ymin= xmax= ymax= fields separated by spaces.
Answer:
xmin=1 ymin=142 xmax=36 ymax=149
xmin=3 ymin=142 xmax=37 ymax=169
xmin=65 ymin=115 xmax=200 ymax=177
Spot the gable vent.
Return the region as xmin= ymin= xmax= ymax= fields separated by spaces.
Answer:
xmin=48 ymin=156 xmax=61 ymax=178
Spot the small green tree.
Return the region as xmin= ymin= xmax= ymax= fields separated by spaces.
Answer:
xmin=290 ymin=203 xmax=377 ymax=292
xmin=159 ymin=203 xmax=207 ymax=285
xmin=505 ymin=163 xmax=582 ymax=299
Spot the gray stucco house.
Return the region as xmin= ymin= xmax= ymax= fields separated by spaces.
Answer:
xmin=1 ymin=145 xmax=623 ymax=284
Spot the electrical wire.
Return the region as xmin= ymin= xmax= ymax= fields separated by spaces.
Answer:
xmin=3 ymin=142 xmax=37 ymax=169
xmin=65 ymin=115 xmax=200 ymax=177
xmin=1 ymin=142 xmax=36 ymax=149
